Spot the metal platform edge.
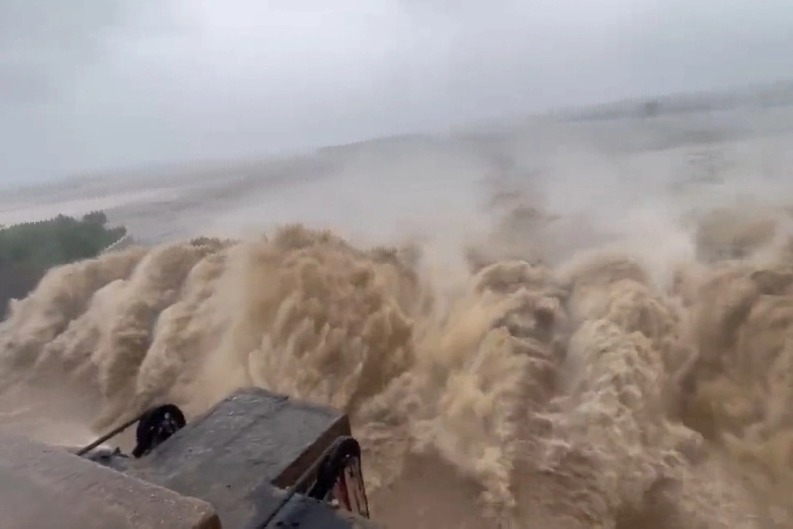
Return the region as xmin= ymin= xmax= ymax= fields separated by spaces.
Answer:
xmin=0 ymin=428 xmax=222 ymax=529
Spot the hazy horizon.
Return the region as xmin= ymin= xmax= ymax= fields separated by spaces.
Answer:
xmin=3 ymin=0 xmax=793 ymax=185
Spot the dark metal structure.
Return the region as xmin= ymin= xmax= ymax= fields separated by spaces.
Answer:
xmin=5 ymin=387 xmax=380 ymax=529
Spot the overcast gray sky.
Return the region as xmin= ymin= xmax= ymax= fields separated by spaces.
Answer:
xmin=1 ymin=0 xmax=792 ymax=184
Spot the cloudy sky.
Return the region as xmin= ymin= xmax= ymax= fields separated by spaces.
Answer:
xmin=1 ymin=0 xmax=792 ymax=184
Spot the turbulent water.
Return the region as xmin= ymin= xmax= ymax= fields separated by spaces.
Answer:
xmin=5 ymin=131 xmax=793 ymax=528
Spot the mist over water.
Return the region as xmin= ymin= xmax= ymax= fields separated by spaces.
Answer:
xmin=4 ymin=113 xmax=793 ymax=528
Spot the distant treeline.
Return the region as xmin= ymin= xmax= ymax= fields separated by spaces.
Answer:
xmin=555 ymin=81 xmax=793 ymax=123
xmin=0 ymin=210 xmax=126 ymax=270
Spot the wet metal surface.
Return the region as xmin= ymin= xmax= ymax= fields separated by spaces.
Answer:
xmin=0 ymin=428 xmax=220 ymax=529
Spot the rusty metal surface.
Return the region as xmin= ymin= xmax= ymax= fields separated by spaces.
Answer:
xmin=127 ymin=387 xmax=365 ymax=529
xmin=0 ymin=429 xmax=221 ymax=529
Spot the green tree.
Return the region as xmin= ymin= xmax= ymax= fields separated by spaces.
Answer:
xmin=0 ymin=211 xmax=127 ymax=270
